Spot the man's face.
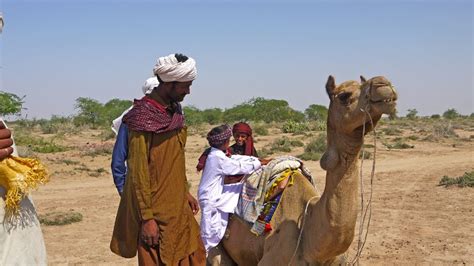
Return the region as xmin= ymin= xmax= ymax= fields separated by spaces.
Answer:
xmin=169 ymin=81 xmax=192 ymax=102
xmin=234 ymin=133 xmax=248 ymax=146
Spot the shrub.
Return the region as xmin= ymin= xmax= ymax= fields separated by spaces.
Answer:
xmin=438 ymin=171 xmax=474 ymax=188
xmin=281 ymin=121 xmax=309 ymax=134
xmin=304 ymin=133 xmax=327 ymax=154
xmin=381 ymin=126 xmax=402 ymax=136
xmin=253 ymin=124 xmax=269 ymax=136
xmin=73 ymin=97 xmax=132 ymax=128
xmin=39 ymin=211 xmax=83 ymax=226
xmin=223 ymin=97 xmax=304 ymax=123
xmin=384 ymin=140 xmax=414 ymax=149
xmin=406 ymin=108 xmax=418 ymax=120
xmin=14 ymin=134 xmax=68 ymax=153
xmin=431 ymin=114 xmax=441 ymax=119
xmin=442 ymin=108 xmax=459 ymax=119
xmin=311 ymin=120 xmax=327 ymax=132
xmin=298 ymin=133 xmax=326 ymax=161
xmin=183 ymin=106 xmax=205 ymax=126
xmin=201 ymin=108 xmax=223 ymax=124
xmin=432 ymin=123 xmax=458 ymax=139
xmin=270 ymin=137 xmax=293 ymax=153
xmin=304 ymin=104 xmax=328 ymax=121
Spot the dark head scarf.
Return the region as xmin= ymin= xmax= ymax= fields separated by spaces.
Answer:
xmin=232 ymin=122 xmax=255 ymax=156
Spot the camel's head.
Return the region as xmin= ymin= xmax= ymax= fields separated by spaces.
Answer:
xmin=325 ymin=75 xmax=398 ymax=135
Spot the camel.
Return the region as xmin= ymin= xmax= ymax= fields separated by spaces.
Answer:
xmin=217 ymin=75 xmax=398 ymax=265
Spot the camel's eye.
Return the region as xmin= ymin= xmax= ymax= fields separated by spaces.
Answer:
xmin=336 ymin=92 xmax=352 ymax=105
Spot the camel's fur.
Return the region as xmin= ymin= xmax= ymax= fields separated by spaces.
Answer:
xmin=219 ymin=76 xmax=397 ymax=265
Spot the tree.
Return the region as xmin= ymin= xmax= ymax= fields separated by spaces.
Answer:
xmin=201 ymin=108 xmax=223 ymax=124
xmin=183 ymin=106 xmax=204 ymax=126
xmin=304 ymin=104 xmax=328 ymax=121
xmin=73 ymin=97 xmax=103 ymax=126
xmin=442 ymin=108 xmax=459 ymax=119
xmin=102 ymin=98 xmax=133 ymax=125
xmin=73 ymin=97 xmax=132 ymax=127
xmin=0 ymin=91 xmax=25 ymax=116
xmin=406 ymin=108 xmax=418 ymax=119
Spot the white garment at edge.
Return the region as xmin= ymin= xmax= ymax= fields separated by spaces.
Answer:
xmin=0 ymin=118 xmax=47 ymax=265
xmin=198 ymin=147 xmax=261 ymax=252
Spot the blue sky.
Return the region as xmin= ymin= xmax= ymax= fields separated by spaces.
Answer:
xmin=1 ymin=0 xmax=472 ymax=118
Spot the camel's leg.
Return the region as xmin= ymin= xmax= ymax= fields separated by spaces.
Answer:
xmin=207 ymin=243 xmax=236 ymax=266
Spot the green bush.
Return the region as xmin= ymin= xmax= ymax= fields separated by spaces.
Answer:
xmin=39 ymin=211 xmax=83 ymax=226
xmin=281 ymin=121 xmax=309 ymax=134
xmin=298 ymin=133 xmax=326 ymax=161
xmin=432 ymin=123 xmax=458 ymax=139
xmin=223 ymin=97 xmax=304 ymax=123
xmin=73 ymin=97 xmax=132 ymax=128
xmin=253 ymin=124 xmax=269 ymax=136
xmin=442 ymin=108 xmax=459 ymax=119
xmin=381 ymin=126 xmax=402 ymax=136
xmin=270 ymin=137 xmax=293 ymax=153
xmin=0 ymin=91 xmax=24 ymax=116
xmin=14 ymin=134 xmax=68 ymax=153
xmin=304 ymin=133 xmax=327 ymax=154
xmin=438 ymin=171 xmax=474 ymax=188
xmin=304 ymin=104 xmax=328 ymax=121
xmin=406 ymin=108 xmax=418 ymax=120
xmin=183 ymin=106 xmax=205 ymax=126
xmin=201 ymin=108 xmax=223 ymax=124
xmin=384 ymin=140 xmax=414 ymax=149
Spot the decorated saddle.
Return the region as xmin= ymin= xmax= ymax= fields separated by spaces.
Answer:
xmin=235 ymin=155 xmax=314 ymax=235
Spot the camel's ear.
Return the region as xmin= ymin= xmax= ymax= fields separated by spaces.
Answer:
xmin=360 ymin=75 xmax=367 ymax=83
xmin=326 ymin=75 xmax=336 ymax=98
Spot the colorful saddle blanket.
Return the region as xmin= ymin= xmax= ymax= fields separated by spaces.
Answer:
xmin=235 ymin=155 xmax=314 ymax=235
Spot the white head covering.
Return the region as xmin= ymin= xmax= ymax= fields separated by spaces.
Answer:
xmin=153 ymin=53 xmax=197 ymax=82
xmin=142 ymin=76 xmax=159 ymax=95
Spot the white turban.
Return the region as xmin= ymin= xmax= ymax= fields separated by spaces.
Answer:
xmin=142 ymin=76 xmax=159 ymax=95
xmin=153 ymin=54 xmax=197 ymax=82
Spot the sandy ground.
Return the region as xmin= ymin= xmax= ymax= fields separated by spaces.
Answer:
xmin=19 ymin=124 xmax=474 ymax=265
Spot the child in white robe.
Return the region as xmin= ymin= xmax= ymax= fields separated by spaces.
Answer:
xmin=197 ymin=124 xmax=262 ymax=257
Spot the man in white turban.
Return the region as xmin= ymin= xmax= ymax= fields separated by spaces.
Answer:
xmin=111 ymin=53 xmax=206 ymax=265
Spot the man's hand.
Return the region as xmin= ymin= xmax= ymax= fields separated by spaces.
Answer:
xmin=0 ymin=122 xmax=14 ymax=160
xmin=140 ymin=219 xmax=160 ymax=247
xmin=187 ymin=192 xmax=200 ymax=215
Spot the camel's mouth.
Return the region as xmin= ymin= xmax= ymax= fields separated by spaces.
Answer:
xmin=369 ymin=97 xmax=397 ymax=104
xmin=367 ymin=84 xmax=398 ymax=113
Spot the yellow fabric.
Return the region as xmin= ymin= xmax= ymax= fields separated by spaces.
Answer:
xmin=264 ymin=169 xmax=297 ymax=202
xmin=0 ymin=156 xmax=48 ymax=214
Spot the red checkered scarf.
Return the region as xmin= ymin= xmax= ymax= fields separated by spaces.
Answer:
xmin=123 ymin=96 xmax=184 ymax=133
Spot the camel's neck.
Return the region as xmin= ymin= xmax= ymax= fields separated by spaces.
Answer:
xmin=302 ymin=127 xmax=363 ymax=263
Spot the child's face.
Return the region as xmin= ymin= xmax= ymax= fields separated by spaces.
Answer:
xmin=234 ymin=133 xmax=248 ymax=146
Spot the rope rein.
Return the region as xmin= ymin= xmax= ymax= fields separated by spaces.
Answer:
xmin=349 ymin=106 xmax=377 ymax=265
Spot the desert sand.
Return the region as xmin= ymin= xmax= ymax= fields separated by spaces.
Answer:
xmin=19 ymin=122 xmax=473 ymax=265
